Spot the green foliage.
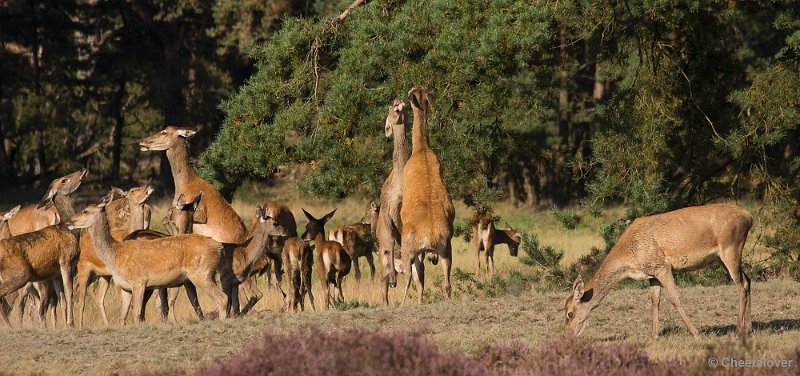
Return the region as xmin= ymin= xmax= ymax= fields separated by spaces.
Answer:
xmin=452 ymin=268 xmax=538 ymax=298
xmin=518 ymin=232 xmax=563 ymax=270
xmin=334 ymin=300 xmax=376 ymax=311
xmin=548 ymin=207 xmax=582 ymax=230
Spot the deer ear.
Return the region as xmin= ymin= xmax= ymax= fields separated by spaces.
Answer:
xmin=192 ymin=191 xmax=204 ymax=209
xmin=3 ymin=205 xmax=20 ymax=220
xmin=194 ymin=201 xmax=208 ymax=224
xmin=572 ymin=276 xmax=585 ymax=300
xmin=99 ymin=192 xmax=114 ymax=207
xmin=175 ymin=194 xmax=187 ymax=208
xmin=112 ymin=186 xmax=128 ymax=197
xmin=176 ymin=128 xmax=197 ymax=138
xmin=322 ymin=209 xmax=337 ymax=223
xmin=395 ymin=101 xmax=405 ymax=112
xmin=302 ymin=208 xmax=315 ymax=222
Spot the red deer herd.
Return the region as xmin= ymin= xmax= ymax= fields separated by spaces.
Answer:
xmin=0 ymin=86 xmax=755 ymax=340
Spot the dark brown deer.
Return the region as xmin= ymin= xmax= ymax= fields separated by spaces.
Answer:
xmin=301 ymin=209 xmax=350 ymax=310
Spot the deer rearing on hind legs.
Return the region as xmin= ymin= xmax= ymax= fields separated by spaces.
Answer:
xmin=564 ymin=203 xmax=753 ymax=339
xmin=399 ymin=86 xmax=455 ymax=305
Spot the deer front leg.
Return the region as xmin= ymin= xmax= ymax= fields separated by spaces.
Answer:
xmin=120 ymin=289 xmax=132 ymax=325
xmin=95 ymin=277 xmax=111 ymax=325
xmin=649 ymin=279 xmax=661 ymax=338
xmin=130 ymin=284 xmax=147 ymax=324
xmin=59 ymin=264 xmax=74 ymax=328
xmin=656 ymin=270 xmax=699 ymax=339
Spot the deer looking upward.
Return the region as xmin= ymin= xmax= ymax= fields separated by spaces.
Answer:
xmin=0 ymin=169 xmax=87 ymax=327
xmin=139 ymin=126 xmax=248 ymax=244
xmin=399 ymin=87 xmax=455 ymax=305
xmin=564 ymin=204 xmax=753 ymax=339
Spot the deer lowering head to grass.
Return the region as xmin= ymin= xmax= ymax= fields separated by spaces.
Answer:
xmin=376 ymin=99 xmax=412 ymax=305
xmin=564 ymin=203 xmax=753 ymax=339
xmin=218 ymin=204 xmax=288 ymax=317
xmin=66 ymin=192 xmax=230 ymax=323
xmin=140 ymin=126 xmax=248 ymax=244
xmin=471 ymin=213 xmax=521 ymax=276
xmin=399 ymin=87 xmax=455 ymax=305
xmin=328 ymin=203 xmax=379 ymax=281
xmin=76 ymin=182 xmax=155 ymax=327
xmin=0 ymin=169 xmax=87 ymax=327
xmin=302 ymin=209 xmax=350 ymax=310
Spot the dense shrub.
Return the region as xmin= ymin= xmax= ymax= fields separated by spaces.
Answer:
xmin=196 ymin=329 xmax=488 ymax=376
xmin=548 ymin=208 xmax=583 ymax=230
xmin=518 ymin=232 xmax=563 ymax=270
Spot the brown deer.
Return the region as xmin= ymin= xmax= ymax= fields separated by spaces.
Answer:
xmin=375 ymin=99 xmax=417 ymax=305
xmin=471 ymin=213 xmax=521 ymax=276
xmin=241 ymin=200 xmax=297 ymax=310
xmin=66 ymin=192 xmax=229 ymax=323
xmin=300 ymin=209 xmax=350 ymax=310
xmin=0 ymin=206 xmax=21 ymax=239
xmin=564 ymin=204 xmax=753 ymax=339
xmin=0 ymin=169 xmax=87 ymax=327
xmin=328 ymin=202 xmax=378 ymax=280
xmin=76 ymin=183 xmax=154 ymax=327
xmin=218 ymin=205 xmax=288 ymax=316
xmin=140 ymin=126 xmax=248 ymax=244
xmin=399 ymin=86 xmax=455 ymax=305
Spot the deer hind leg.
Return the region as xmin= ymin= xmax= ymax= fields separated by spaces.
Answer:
xmin=156 ymin=288 xmax=169 ymax=322
xmin=304 ymin=265 xmax=316 ymax=312
xmin=649 ymin=278 xmax=662 ymax=338
xmin=656 ymin=270 xmax=700 ymax=339
xmin=76 ymin=264 xmax=92 ymax=328
xmin=193 ymin=275 xmax=227 ymax=320
xmin=719 ymin=252 xmax=752 ymax=335
xmin=440 ymin=242 xmax=453 ymax=300
xmin=221 ymin=279 xmax=236 ymax=317
xmin=240 ymin=278 xmax=263 ymax=315
xmin=95 ymin=277 xmax=111 ymax=326
xmin=183 ymin=283 xmax=204 ymax=321
xmin=412 ymin=255 xmax=425 ymax=304
xmin=486 ymin=244 xmax=495 ymax=277
xmin=364 ymin=252 xmax=376 ymax=281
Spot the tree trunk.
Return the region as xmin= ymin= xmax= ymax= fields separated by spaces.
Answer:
xmin=110 ymin=76 xmax=126 ymax=182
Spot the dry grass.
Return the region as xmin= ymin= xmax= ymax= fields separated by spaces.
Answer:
xmin=0 ymin=183 xmax=797 ymax=375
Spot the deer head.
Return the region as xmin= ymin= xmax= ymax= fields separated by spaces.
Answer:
xmin=167 ymin=192 xmax=204 ymax=235
xmin=385 ymin=100 xmax=406 ymax=138
xmin=139 ymin=126 xmax=197 ymax=151
xmin=504 ymin=223 xmax=521 ymax=257
xmin=360 ymin=201 xmax=379 ymax=226
xmin=300 ymin=208 xmax=336 ymax=241
xmin=111 ymin=180 xmax=154 ymax=206
xmin=254 ymin=205 xmax=289 ymax=237
xmin=38 ymin=169 xmax=88 ymax=209
xmin=65 ymin=191 xmax=114 ymax=230
xmin=408 ymin=86 xmax=433 ymax=113
xmin=564 ymin=275 xmax=593 ymax=337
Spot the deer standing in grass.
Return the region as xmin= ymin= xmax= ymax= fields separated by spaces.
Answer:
xmin=471 ymin=213 xmax=521 ymax=276
xmin=76 ymin=183 xmax=155 ymax=327
xmin=241 ymin=200 xmax=297 ymax=311
xmin=0 ymin=206 xmax=20 ymax=316
xmin=218 ymin=205 xmax=288 ymax=316
xmin=399 ymin=87 xmax=455 ymax=305
xmin=66 ymin=192 xmax=229 ymax=323
xmin=0 ymin=169 xmax=87 ymax=327
xmin=300 ymin=209 xmax=350 ymax=310
xmin=564 ymin=204 xmax=753 ymax=339
xmin=328 ymin=202 xmax=378 ymax=281
xmin=375 ymin=99 xmax=425 ymax=305
xmin=140 ymin=126 xmax=248 ymax=244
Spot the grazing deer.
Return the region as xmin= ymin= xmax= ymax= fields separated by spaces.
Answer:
xmin=376 ymin=99 xmax=420 ymax=305
xmin=218 ymin=205 xmax=288 ymax=316
xmin=66 ymin=192 xmax=229 ymax=323
xmin=328 ymin=202 xmax=378 ymax=281
xmin=564 ymin=204 xmax=753 ymax=339
xmin=471 ymin=213 xmax=521 ymax=276
xmin=300 ymin=209 xmax=350 ymax=310
xmin=399 ymin=87 xmax=455 ymax=305
xmin=140 ymin=126 xmax=248 ymax=244
xmin=76 ymin=183 xmax=154 ymax=327
xmin=0 ymin=169 xmax=87 ymax=327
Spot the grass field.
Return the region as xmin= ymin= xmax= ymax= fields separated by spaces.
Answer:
xmin=0 ymin=183 xmax=798 ymax=375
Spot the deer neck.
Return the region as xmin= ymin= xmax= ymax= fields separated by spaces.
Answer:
xmin=166 ymin=138 xmax=199 ymax=188
xmin=315 ymin=231 xmax=325 ymax=246
xmin=584 ymin=258 xmax=627 ymax=311
xmin=88 ymin=208 xmax=119 ymax=270
xmin=410 ymin=107 xmax=430 ymax=154
xmin=493 ymin=230 xmax=514 ymax=245
xmin=393 ymin=122 xmax=410 ymax=172
xmin=53 ymin=193 xmax=76 ymax=220
xmin=242 ymin=223 xmax=271 ymax=267
xmin=127 ymin=199 xmax=146 ymax=232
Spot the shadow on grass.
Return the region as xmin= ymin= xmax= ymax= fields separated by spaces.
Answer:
xmin=701 ymin=319 xmax=800 ymax=336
